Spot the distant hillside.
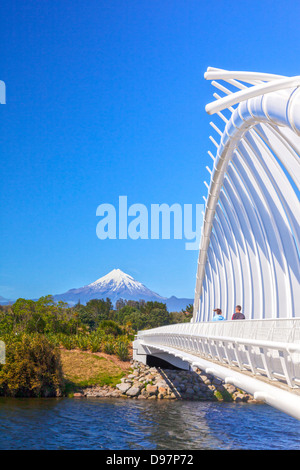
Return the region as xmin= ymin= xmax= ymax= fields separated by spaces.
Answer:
xmin=0 ymin=296 xmax=13 ymax=305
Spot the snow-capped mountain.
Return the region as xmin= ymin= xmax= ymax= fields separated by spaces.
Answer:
xmin=52 ymin=268 xmax=193 ymax=311
xmin=53 ymin=269 xmax=165 ymax=305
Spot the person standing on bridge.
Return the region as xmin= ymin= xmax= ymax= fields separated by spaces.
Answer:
xmin=212 ymin=308 xmax=225 ymax=321
xmin=232 ymin=305 xmax=245 ymax=320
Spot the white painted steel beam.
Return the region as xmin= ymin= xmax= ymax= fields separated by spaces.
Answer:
xmin=205 ymin=75 xmax=300 ymax=115
xmin=194 ymin=67 xmax=300 ymax=322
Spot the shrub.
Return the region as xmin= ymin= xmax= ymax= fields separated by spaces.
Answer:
xmin=103 ymin=337 xmax=116 ymax=355
xmin=75 ymin=334 xmax=89 ymax=351
xmin=45 ymin=333 xmax=61 ymax=348
xmin=0 ymin=334 xmax=63 ymax=397
xmin=98 ymin=320 xmax=123 ymax=337
xmin=88 ymin=334 xmax=102 ymax=353
xmin=59 ymin=334 xmax=76 ymax=350
xmin=116 ymin=340 xmax=129 ymax=361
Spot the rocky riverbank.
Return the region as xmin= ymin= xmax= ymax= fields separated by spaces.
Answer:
xmin=75 ymin=360 xmax=260 ymax=403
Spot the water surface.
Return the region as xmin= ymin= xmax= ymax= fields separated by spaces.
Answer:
xmin=0 ymin=397 xmax=299 ymax=450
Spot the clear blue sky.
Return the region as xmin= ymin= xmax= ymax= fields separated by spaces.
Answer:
xmin=1 ymin=0 xmax=300 ymax=300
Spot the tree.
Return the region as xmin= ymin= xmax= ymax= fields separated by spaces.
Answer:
xmin=98 ymin=320 xmax=123 ymax=336
xmin=183 ymin=303 xmax=193 ymax=314
xmin=77 ymin=298 xmax=113 ymax=329
xmin=116 ymin=298 xmax=126 ymax=310
xmin=146 ymin=307 xmax=170 ymax=329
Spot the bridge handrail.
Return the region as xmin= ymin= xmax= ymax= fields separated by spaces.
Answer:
xmin=136 ymin=320 xmax=300 ymax=388
xmin=137 ymin=318 xmax=300 ymax=343
xmin=159 ymin=332 xmax=300 ymax=353
xmin=138 ymin=330 xmax=300 ymax=357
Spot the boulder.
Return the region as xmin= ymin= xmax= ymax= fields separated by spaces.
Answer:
xmin=116 ymin=383 xmax=132 ymax=394
xmin=146 ymin=384 xmax=158 ymax=395
xmin=126 ymin=386 xmax=141 ymax=397
xmin=158 ymin=386 xmax=167 ymax=396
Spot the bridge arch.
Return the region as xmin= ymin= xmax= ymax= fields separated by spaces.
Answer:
xmin=193 ymin=67 xmax=300 ymax=322
xmin=133 ymin=68 xmax=300 ymax=420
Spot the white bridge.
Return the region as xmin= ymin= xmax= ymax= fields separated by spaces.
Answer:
xmin=134 ymin=67 xmax=300 ymax=421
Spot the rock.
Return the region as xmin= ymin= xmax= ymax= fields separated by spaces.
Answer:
xmin=234 ymin=396 xmax=244 ymax=403
xmin=158 ymin=386 xmax=167 ymax=395
xmin=116 ymin=383 xmax=132 ymax=394
xmin=84 ymin=360 xmax=258 ymax=404
xmin=212 ymin=377 xmax=223 ymax=386
xmin=156 ymin=380 xmax=167 ymax=388
xmin=146 ymin=384 xmax=158 ymax=395
xmin=172 ymin=380 xmax=181 ymax=388
xmin=224 ymin=384 xmax=236 ymax=394
xmin=126 ymin=386 xmax=141 ymax=397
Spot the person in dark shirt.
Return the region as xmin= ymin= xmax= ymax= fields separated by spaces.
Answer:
xmin=232 ymin=305 xmax=245 ymax=320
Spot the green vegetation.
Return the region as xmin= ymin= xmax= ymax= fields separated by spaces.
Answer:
xmin=213 ymin=387 xmax=233 ymax=402
xmin=0 ymin=296 xmax=192 ymax=396
xmin=0 ymin=333 xmax=63 ymax=397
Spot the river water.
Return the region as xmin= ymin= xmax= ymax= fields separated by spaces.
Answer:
xmin=0 ymin=397 xmax=299 ymax=450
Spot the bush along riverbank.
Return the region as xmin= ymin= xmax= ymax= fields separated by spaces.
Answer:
xmin=0 ymin=297 xmax=261 ymax=403
xmin=75 ymin=360 xmax=261 ymax=404
xmin=0 ymin=296 xmax=193 ymax=397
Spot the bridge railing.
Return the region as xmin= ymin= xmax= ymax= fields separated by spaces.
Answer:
xmin=136 ymin=319 xmax=300 ymax=389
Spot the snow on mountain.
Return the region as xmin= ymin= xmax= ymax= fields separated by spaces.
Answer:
xmin=53 ymin=269 xmax=166 ymax=305
xmin=88 ymin=269 xmax=157 ymax=295
xmin=52 ymin=268 xmax=193 ymax=311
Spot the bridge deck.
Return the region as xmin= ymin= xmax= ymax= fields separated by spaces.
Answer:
xmin=134 ymin=322 xmax=300 ymax=420
xmin=174 ymin=347 xmax=300 ymax=397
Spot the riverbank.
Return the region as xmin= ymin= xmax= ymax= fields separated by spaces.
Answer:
xmin=0 ymin=342 xmax=260 ymax=403
xmin=72 ymin=359 xmax=261 ymax=404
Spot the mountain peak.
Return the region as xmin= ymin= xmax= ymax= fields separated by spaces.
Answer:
xmin=88 ymin=268 xmax=136 ymax=288
xmin=52 ymin=268 xmax=193 ymax=310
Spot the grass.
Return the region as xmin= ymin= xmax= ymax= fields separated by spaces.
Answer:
xmin=60 ymin=349 xmax=132 ymax=395
xmin=214 ymin=388 xmax=233 ymax=402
